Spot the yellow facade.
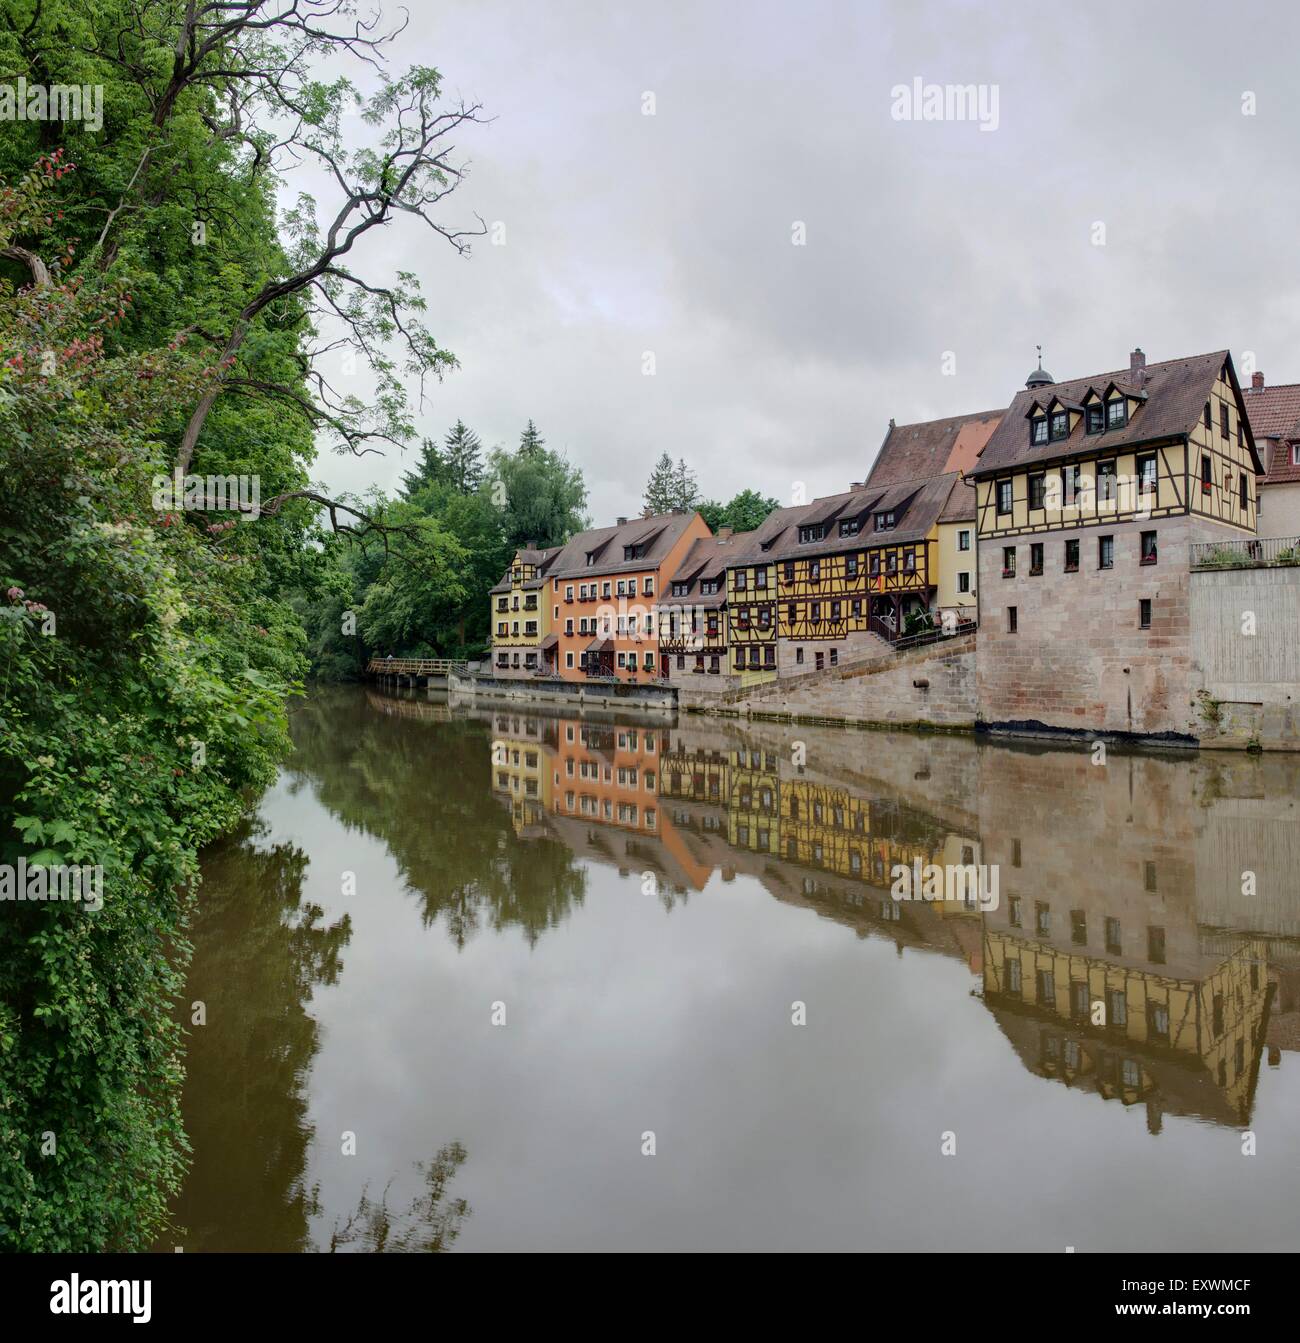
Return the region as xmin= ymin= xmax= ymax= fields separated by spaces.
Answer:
xmin=976 ymin=366 xmax=1258 ymax=541
xmin=490 ymin=551 xmax=548 ymax=649
xmin=935 ymin=519 xmax=977 ymax=612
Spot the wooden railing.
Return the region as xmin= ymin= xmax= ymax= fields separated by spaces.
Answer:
xmin=365 ymin=658 xmax=470 ymax=677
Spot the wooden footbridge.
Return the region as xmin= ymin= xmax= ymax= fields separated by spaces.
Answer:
xmin=365 ymin=657 xmax=470 ymax=687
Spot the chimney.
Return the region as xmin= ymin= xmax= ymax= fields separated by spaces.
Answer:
xmin=849 ymin=480 xmax=865 ymax=490
xmin=525 ymin=538 xmax=537 ymax=549
xmin=717 ymin=526 xmax=733 ymax=539
xmin=1130 ymin=347 xmax=1146 ymax=388
xmin=1252 ymin=370 xmax=1265 ymax=391
xmin=616 ymin=515 xmax=628 ymax=526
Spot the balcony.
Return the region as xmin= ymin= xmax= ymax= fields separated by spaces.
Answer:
xmin=1191 ymin=535 xmax=1300 ymax=571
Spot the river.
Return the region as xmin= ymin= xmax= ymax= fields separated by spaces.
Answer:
xmin=165 ymin=684 xmax=1300 ymax=1251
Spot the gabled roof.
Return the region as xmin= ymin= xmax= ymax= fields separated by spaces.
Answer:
xmin=666 ymin=533 xmax=743 ymax=606
xmin=867 ymin=409 xmax=1004 ymax=487
xmin=1242 ymin=381 xmax=1300 ymax=485
xmin=547 ymin=511 xmax=700 ymax=579
xmin=489 ymin=543 xmax=564 ymax=594
xmin=973 ymin=350 xmax=1263 ymax=477
xmin=760 ymin=473 xmax=961 ymax=563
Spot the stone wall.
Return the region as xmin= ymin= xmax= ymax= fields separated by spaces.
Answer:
xmin=975 ymin=514 xmax=1238 ymax=742
xmin=1189 ymin=564 xmax=1300 ymax=749
xmin=680 ymin=634 xmax=977 ymax=729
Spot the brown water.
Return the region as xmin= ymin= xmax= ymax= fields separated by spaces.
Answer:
xmin=166 ymin=685 xmax=1300 ymax=1252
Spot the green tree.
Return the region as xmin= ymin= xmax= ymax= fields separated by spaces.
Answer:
xmin=643 ymin=451 xmax=677 ymax=514
xmin=673 ymin=457 xmax=700 ymax=511
xmin=487 ymin=442 xmax=588 ymax=551
xmin=700 ymin=488 xmax=781 ymax=534
xmin=518 ymin=419 xmax=546 ymax=458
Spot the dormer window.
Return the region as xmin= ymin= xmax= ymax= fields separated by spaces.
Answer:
xmin=839 ymin=517 xmax=861 ymax=537
xmin=798 ymin=524 xmax=824 ymax=543
xmin=623 ymin=543 xmax=646 ymax=561
xmin=1031 ymin=415 xmax=1048 ymax=445
xmin=1050 ymin=411 xmax=1069 ymax=441
xmin=1085 ymin=405 xmax=1104 ymax=434
xmin=1106 ymin=398 xmax=1127 ymax=429
xmin=874 ymin=511 xmax=896 ymax=531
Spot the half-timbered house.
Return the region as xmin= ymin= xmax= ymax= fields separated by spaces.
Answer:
xmin=488 ymin=544 xmax=562 ymax=677
xmin=970 ymin=347 xmax=1263 ymax=736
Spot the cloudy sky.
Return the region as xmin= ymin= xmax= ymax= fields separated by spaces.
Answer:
xmin=307 ymin=0 xmax=1300 ymax=523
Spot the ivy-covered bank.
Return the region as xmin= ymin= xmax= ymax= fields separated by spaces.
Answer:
xmin=0 ymin=0 xmax=480 ymax=1249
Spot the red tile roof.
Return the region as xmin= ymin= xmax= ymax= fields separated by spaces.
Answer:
xmin=1243 ymin=383 xmax=1300 ymax=484
xmin=867 ymin=409 xmax=1004 ymax=486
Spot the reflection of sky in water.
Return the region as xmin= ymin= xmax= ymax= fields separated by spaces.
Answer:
xmin=177 ymin=691 xmax=1300 ymax=1252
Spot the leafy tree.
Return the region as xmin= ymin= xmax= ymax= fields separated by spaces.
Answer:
xmin=487 ymin=442 xmax=588 ymax=551
xmin=698 ymin=488 xmax=781 ymax=534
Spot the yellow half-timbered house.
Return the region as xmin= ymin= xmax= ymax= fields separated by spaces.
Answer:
xmin=970 ymin=348 xmax=1265 ymax=737
xmin=489 ymin=545 xmax=562 ymax=678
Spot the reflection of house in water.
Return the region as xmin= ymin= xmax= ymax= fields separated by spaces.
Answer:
xmin=977 ymin=746 xmax=1277 ymax=1129
xmin=469 ymin=702 xmax=1299 ymax=1130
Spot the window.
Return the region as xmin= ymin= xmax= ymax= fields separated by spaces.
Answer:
xmin=958 ymin=529 xmax=971 ymax=551
xmin=754 ymin=570 xmax=767 ymax=590
xmin=671 ymin=582 xmax=687 ymax=597
xmin=839 ymin=517 xmax=861 ymax=536
xmin=1139 ymin=598 xmax=1152 ymax=629
xmin=1107 ymin=989 xmax=1127 ymax=1028
xmin=1220 ymin=403 xmax=1230 ymax=438
xmin=1028 ymin=472 xmax=1046 ymax=510
xmin=1213 ymin=993 xmax=1224 ymax=1037
xmin=1204 ymin=403 xmax=1212 ymax=430
xmin=810 ymin=602 xmax=821 ymax=621
xmin=874 ymin=511 xmax=896 ymax=531
xmin=1030 ymin=416 xmax=1048 ymax=445
xmin=1007 ymin=605 xmax=1018 ymax=634
xmin=764 ymin=646 xmax=775 ymax=667
xmin=1006 ymin=958 xmax=1022 ymax=995
xmin=1107 ymin=398 xmax=1126 ymax=428
xmin=1136 ymin=452 xmax=1157 ymax=496
xmin=1050 ymin=410 xmax=1069 ymax=441
xmin=1062 ymin=463 xmax=1081 ymax=507
xmin=1064 ymin=538 xmax=1079 ymax=572
xmin=734 ymin=569 xmax=747 ymax=591
xmin=1293 ymin=444 xmax=1300 ymax=468
xmin=1239 ymin=473 xmax=1249 ymax=509
xmin=1144 ymin=860 xmax=1157 ymax=891
xmin=815 ymin=651 xmax=824 ymax=670
xmin=783 ymin=561 xmax=795 ymax=582
xmin=1140 ymin=530 xmax=1157 ymax=565
xmin=809 ymin=559 xmax=821 ymax=581
xmin=565 ymin=652 xmax=574 ymax=668
xmin=1002 ymin=546 xmax=1016 ymax=577
xmin=845 ymin=554 xmax=859 ymax=578
xmin=1070 ymin=981 xmax=1090 ymax=1018
xmin=1086 ymin=404 xmax=1104 ymax=434
xmin=1071 ymin=910 xmax=1087 ymax=945
xmin=996 ymin=480 xmax=1013 ymax=514
xmin=1029 ymin=543 xmax=1043 ymax=575
xmin=957 ymin=571 xmax=971 ymax=593
xmin=1008 ymin=895 xmax=1022 ymax=927
xmin=795 ymin=647 xmax=804 ymax=665
xmin=644 ymin=651 xmax=654 ymax=670
xmin=1098 ymin=535 xmax=1114 ymax=569
xmin=1098 ymin=459 xmax=1117 ymax=503
xmin=798 ymin=524 xmax=824 ymax=543
xmin=1105 ymin=918 xmax=1122 ymax=954
xmin=1201 ymin=453 xmax=1212 ymax=495
xmin=1036 ymin=902 xmax=1051 ymax=935
xmin=830 ymin=648 xmax=838 ymax=666
xmin=1035 ymin=969 xmax=1055 ymax=1006
xmin=1147 ymin=1002 xmax=1170 ymax=1041
xmin=1147 ymin=926 xmax=1166 ymax=965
